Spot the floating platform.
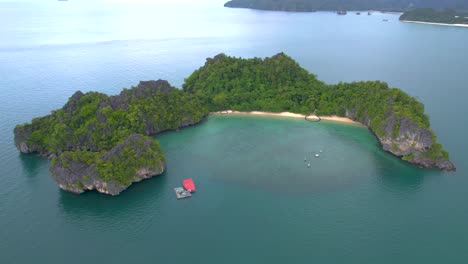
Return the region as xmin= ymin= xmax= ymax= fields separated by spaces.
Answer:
xmin=174 ymin=187 xmax=192 ymax=199
xmin=183 ymin=178 xmax=196 ymax=192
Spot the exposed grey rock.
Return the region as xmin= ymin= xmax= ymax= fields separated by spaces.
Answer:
xmin=14 ymin=79 xmax=205 ymax=155
xmin=50 ymin=134 xmax=165 ymax=195
xmin=14 ymin=125 xmax=36 ymax=154
xmin=63 ymin=91 xmax=85 ymax=114
xmin=345 ymin=109 xmax=455 ymax=171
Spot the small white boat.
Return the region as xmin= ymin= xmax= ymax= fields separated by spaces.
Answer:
xmin=307 ymin=163 xmax=311 ymax=168
xmin=174 ymin=187 xmax=191 ymax=199
xmin=315 ymin=154 xmax=320 ymax=157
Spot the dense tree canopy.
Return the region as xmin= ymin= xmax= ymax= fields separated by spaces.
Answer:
xmin=15 ymin=81 xmax=207 ymax=186
xmin=400 ymin=8 xmax=468 ymax=24
xmin=225 ymin=0 xmax=468 ymax=12
xmin=184 ymin=53 xmax=449 ymax=161
xmin=15 ymin=53 xmax=454 ymax=189
xmin=16 ymin=80 xmax=207 ymax=155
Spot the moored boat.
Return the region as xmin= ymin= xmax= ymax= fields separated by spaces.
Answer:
xmin=174 ymin=187 xmax=192 ymax=199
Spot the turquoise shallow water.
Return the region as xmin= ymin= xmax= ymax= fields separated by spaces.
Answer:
xmin=1 ymin=1 xmax=468 ymax=263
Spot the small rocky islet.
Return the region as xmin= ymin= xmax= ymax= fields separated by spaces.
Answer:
xmin=14 ymin=79 xmax=206 ymax=195
xmin=14 ymin=53 xmax=456 ymax=195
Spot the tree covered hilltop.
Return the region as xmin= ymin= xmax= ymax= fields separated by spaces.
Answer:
xmin=400 ymin=8 xmax=468 ymax=24
xmin=185 ymin=53 xmax=455 ymax=171
xmin=224 ymin=0 xmax=468 ymax=12
xmin=14 ymin=53 xmax=455 ymax=195
xmin=15 ymin=80 xmax=208 ymax=195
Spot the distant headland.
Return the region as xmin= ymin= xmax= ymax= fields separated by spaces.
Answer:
xmin=14 ymin=53 xmax=456 ymax=195
xmin=400 ymin=8 xmax=468 ymax=27
xmin=224 ymin=0 xmax=468 ymax=12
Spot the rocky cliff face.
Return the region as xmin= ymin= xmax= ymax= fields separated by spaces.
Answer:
xmin=184 ymin=53 xmax=455 ymax=171
xmin=14 ymin=53 xmax=457 ymax=198
xmin=13 ymin=79 xmax=205 ymax=195
xmin=14 ymin=79 xmax=206 ymax=156
xmin=14 ymin=125 xmax=35 ymax=154
xmin=50 ymin=134 xmax=165 ymax=195
xmin=345 ymin=109 xmax=455 ymax=171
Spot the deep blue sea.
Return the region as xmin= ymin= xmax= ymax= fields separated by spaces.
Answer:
xmin=1 ymin=1 xmax=468 ymax=263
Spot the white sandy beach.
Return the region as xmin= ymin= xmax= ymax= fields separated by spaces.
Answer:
xmin=212 ymin=110 xmax=361 ymax=125
xmin=402 ymin=20 xmax=468 ymax=28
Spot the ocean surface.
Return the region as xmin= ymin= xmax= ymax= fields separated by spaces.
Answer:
xmin=1 ymin=1 xmax=468 ymax=263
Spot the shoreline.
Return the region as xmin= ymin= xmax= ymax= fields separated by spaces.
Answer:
xmin=402 ymin=20 xmax=468 ymax=28
xmin=211 ymin=110 xmax=362 ymax=125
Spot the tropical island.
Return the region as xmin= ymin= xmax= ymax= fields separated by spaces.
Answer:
xmin=400 ymin=8 xmax=468 ymax=26
xmin=15 ymin=80 xmax=208 ymax=195
xmin=14 ymin=53 xmax=456 ymax=195
xmin=224 ymin=0 xmax=468 ymax=12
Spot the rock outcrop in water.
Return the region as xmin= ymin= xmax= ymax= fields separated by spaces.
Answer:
xmin=14 ymin=80 xmax=208 ymax=195
xmin=14 ymin=80 xmax=207 ymax=157
xmin=345 ymin=110 xmax=455 ymax=171
xmin=50 ymin=134 xmax=165 ymax=195
xmin=13 ymin=53 xmax=455 ymax=196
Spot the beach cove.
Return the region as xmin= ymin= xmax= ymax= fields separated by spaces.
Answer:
xmin=402 ymin=20 xmax=468 ymax=28
xmin=212 ymin=110 xmax=362 ymax=124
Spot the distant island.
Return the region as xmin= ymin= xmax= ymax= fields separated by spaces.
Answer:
xmin=14 ymin=53 xmax=455 ymax=195
xmin=224 ymin=0 xmax=468 ymax=12
xmin=400 ymin=8 xmax=468 ymax=26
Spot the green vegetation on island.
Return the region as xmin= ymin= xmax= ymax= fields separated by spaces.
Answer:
xmin=15 ymin=80 xmax=207 ymax=156
xmin=15 ymin=80 xmax=208 ymax=195
xmin=224 ymin=0 xmax=468 ymax=12
xmin=184 ymin=53 xmax=454 ymax=169
xmin=400 ymin=8 xmax=468 ymax=24
xmin=14 ymin=53 xmax=455 ymax=195
xmin=50 ymin=134 xmax=166 ymax=195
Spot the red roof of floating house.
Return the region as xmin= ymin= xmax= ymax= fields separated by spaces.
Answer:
xmin=183 ymin=178 xmax=196 ymax=192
